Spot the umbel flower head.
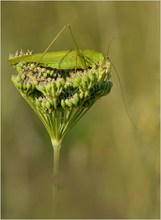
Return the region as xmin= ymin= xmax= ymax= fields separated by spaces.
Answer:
xmin=9 ymin=50 xmax=113 ymax=142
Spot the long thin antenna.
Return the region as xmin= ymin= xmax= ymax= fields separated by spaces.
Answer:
xmin=106 ymin=37 xmax=121 ymax=58
xmin=107 ymin=56 xmax=137 ymax=129
xmin=106 ymin=38 xmax=137 ymax=128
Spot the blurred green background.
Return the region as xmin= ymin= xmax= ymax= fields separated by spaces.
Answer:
xmin=2 ymin=1 xmax=160 ymax=219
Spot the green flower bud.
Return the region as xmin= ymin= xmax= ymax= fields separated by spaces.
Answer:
xmin=37 ymin=67 xmax=41 ymax=72
xmin=21 ymin=74 xmax=26 ymax=81
xmin=15 ymin=66 xmax=22 ymax=74
xmin=46 ymin=101 xmax=51 ymax=109
xmin=36 ymin=84 xmax=45 ymax=92
xmin=28 ymin=71 xmax=33 ymax=76
xmin=26 ymin=83 xmax=31 ymax=90
xmin=29 ymin=75 xmax=35 ymax=81
xmin=56 ymin=80 xmax=62 ymax=90
xmin=73 ymin=77 xmax=81 ymax=87
xmin=14 ymin=75 xmax=21 ymax=83
xmin=88 ymin=74 xmax=96 ymax=83
xmin=41 ymin=68 xmax=46 ymax=73
xmin=83 ymin=75 xmax=90 ymax=83
xmin=11 ymin=76 xmax=23 ymax=89
xmin=43 ymin=72 xmax=47 ymax=78
xmin=61 ymin=99 xmax=66 ymax=109
xmin=17 ymin=61 xmax=24 ymax=67
xmin=41 ymin=100 xmax=46 ymax=109
xmin=22 ymin=64 xmax=28 ymax=71
xmin=15 ymin=82 xmax=23 ymax=89
xmin=84 ymin=90 xmax=90 ymax=98
xmin=32 ymin=79 xmax=38 ymax=86
xmin=98 ymin=69 xmax=105 ymax=82
xmin=50 ymin=70 xmax=54 ymax=76
xmin=30 ymin=63 xmax=35 ymax=70
xmin=65 ymin=99 xmax=72 ymax=108
xmin=35 ymin=99 xmax=41 ymax=107
xmin=53 ymin=99 xmax=57 ymax=109
xmin=38 ymin=72 xmax=42 ymax=78
xmin=23 ymin=83 xmax=27 ymax=90
xmin=81 ymin=80 xmax=87 ymax=90
xmin=46 ymin=83 xmax=51 ymax=92
xmin=46 ymin=70 xmax=51 ymax=75
xmin=79 ymin=91 xmax=84 ymax=99
xmin=71 ymin=94 xmax=79 ymax=106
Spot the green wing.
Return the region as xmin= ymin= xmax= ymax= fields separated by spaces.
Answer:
xmin=8 ymin=50 xmax=105 ymax=69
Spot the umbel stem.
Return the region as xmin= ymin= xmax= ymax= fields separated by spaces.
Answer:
xmin=51 ymin=138 xmax=62 ymax=210
xmin=51 ymin=138 xmax=61 ymax=177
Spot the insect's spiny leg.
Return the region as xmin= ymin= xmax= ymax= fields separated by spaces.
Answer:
xmin=35 ymin=24 xmax=82 ymax=68
xmin=67 ymin=25 xmax=80 ymax=53
xmin=36 ymin=25 xmax=69 ymax=66
xmin=83 ymin=55 xmax=94 ymax=66
xmin=67 ymin=25 xmax=88 ymax=69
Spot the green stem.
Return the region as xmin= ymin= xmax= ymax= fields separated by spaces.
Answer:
xmin=51 ymin=138 xmax=61 ymax=177
xmin=51 ymin=138 xmax=62 ymax=214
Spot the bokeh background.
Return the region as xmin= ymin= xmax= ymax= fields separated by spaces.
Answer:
xmin=2 ymin=1 xmax=160 ymax=219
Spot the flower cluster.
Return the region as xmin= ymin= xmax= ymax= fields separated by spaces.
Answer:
xmin=9 ymin=49 xmax=33 ymax=59
xmin=11 ymin=59 xmax=112 ymax=113
xmin=10 ymin=50 xmax=113 ymax=140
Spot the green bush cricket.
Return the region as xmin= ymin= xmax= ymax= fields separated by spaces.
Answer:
xmin=9 ymin=24 xmax=108 ymax=71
